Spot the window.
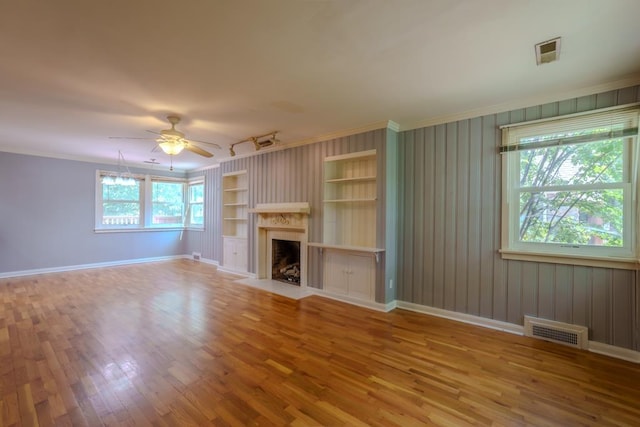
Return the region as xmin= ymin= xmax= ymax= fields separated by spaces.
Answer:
xmin=99 ymin=175 xmax=142 ymax=227
xmin=151 ymin=179 xmax=184 ymax=227
xmin=187 ymin=180 xmax=205 ymax=228
xmin=501 ymin=106 xmax=639 ymax=266
xmin=96 ymin=173 xmax=202 ymax=231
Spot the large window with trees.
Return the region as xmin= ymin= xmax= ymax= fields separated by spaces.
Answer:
xmin=501 ymin=106 xmax=639 ymax=266
xmin=96 ymin=173 xmax=200 ymax=231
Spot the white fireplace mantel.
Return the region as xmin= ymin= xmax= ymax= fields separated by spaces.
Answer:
xmin=249 ymin=202 xmax=310 ymax=214
xmin=252 ymin=202 xmax=310 ymax=287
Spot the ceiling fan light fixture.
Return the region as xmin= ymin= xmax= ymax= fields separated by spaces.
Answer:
xmin=159 ymin=140 xmax=186 ymax=155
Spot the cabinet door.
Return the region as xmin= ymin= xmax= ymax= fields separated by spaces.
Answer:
xmin=347 ymin=254 xmax=374 ymax=301
xmin=323 ymin=251 xmax=348 ymax=294
xmin=235 ymin=238 xmax=248 ymax=271
xmin=223 ymin=238 xmax=236 ymax=269
xmin=223 ymin=237 xmax=247 ymax=272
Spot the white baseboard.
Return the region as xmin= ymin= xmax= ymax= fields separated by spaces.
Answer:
xmin=396 ymin=301 xmax=525 ymax=335
xmin=395 ymin=300 xmax=640 ymax=364
xmin=588 ymin=341 xmax=640 ymax=363
xmin=0 ymin=255 xmax=187 ymax=279
xmin=191 ymin=256 xmax=219 ymax=267
xmin=307 ymin=288 xmax=396 ymax=312
xmin=215 ymin=266 xmax=254 ymax=278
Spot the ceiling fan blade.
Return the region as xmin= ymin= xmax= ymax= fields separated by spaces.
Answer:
xmin=187 ymin=138 xmax=222 ymax=150
xmin=146 ymin=130 xmax=162 ymax=136
xmin=184 ymin=143 xmax=213 ymax=158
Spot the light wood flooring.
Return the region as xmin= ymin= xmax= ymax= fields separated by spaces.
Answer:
xmin=1 ymin=260 xmax=639 ymax=426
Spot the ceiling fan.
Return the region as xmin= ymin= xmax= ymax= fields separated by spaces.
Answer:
xmin=110 ymin=115 xmax=221 ymax=158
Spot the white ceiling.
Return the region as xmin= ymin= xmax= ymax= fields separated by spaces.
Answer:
xmin=1 ymin=0 xmax=639 ymax=171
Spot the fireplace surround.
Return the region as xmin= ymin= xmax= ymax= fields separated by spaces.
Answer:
xmin=249 ymin=202 xmax=310 ymax=287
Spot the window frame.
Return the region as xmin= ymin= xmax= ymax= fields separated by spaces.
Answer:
xmin=186 ymin=179 xmax=205 ymax=229
xmin=149 ymin=177 xmax=186 ymax=228
xmin=500 ymin=105 xmax=640 ymax=269
xmin=95 ymin=171 xmax=190 ymax=232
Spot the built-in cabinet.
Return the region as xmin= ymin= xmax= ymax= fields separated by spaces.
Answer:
xmin=223 ymin=237 xmax=248 ymax=272
xmin=323 ymin=250 xmax=374 ymax=301
xmin=222 ymin=171 xmax=248 ymax=273
xmin=312 ymin=149 xmax=383 ymax=303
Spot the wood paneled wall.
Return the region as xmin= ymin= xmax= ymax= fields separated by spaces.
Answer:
xmin=193 ymin=130 xmax=388 ymax=290
xmin=184 ymin=166 xmax=222 ymax=262
xmin=398 ymin=86 xmax=640 ymax=350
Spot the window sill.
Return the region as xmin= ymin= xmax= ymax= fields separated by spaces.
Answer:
xmin=499 ymin=249 xmax=638 ymax=270
xmin=94 ymin=227 xmax=185 ymax=234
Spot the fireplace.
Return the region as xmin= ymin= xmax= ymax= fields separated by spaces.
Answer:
xmin=249 ymin=202 xmax=310 ymax=288
xmin=271 ymin=239 xmax=301 ymax=285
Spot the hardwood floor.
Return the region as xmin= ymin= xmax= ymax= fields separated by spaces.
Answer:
xmin=1 ymin=260 xmax=639 ymax=426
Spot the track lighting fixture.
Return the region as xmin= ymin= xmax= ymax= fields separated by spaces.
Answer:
xmin=229 ymin=131 xmax=279 ymax=157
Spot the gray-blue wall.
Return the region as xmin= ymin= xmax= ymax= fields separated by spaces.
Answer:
xmin=2 ymin=85 xmax=638 ymax=352
xmin=184 ymin=166 xmax=222 ymax=261
xmin=0 ymin=152 xmax=187 ymax=274
xmin=398 ymin=86 xmax=640 ymax=351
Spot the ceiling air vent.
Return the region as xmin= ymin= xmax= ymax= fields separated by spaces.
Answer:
xmin=535 ymin=37 xmax=561 ymax=65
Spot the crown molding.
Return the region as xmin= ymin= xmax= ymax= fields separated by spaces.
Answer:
xmin=0 ymin=146 xmax=188 ymax=174
xmin=400 ymin=74 xmax=640 ymax=131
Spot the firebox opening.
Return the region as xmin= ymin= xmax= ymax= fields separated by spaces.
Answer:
xmin=271 ymin=239 xmax=301 ymax=285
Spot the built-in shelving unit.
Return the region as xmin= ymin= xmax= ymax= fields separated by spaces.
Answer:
xmin=316 ymin=149 xmax=381 ymax=303
xmin=222 ymin=171 xmax=248 ymax=273
xmin=323 ymin=149 xmax=377 ymax=247
xmin=222 ymin=171 xmax=248 ymax=238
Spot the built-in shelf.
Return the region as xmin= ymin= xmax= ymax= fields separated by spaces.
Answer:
xmin=222 ymin=171 xmax=249 ymax=273
xmin=308 ymin=242 xmax=384 ymax=253
xmin=222 ymin=171 xmax=248 ymax=239
xmin=323 ymin=149 xmax=377 ymax=248
xmin=320 ymin=150 xmax=379 ymax=303
xmin=324 ymin=198 xmax=377 ymax=203
xmin=325 ymin=176 xmax=376 ymax=183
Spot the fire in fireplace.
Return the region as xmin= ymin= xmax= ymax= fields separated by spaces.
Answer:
xmin=271 ymin=239 xmax=301 ymax=285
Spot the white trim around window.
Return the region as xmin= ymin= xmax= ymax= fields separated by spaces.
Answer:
xmin=95 ymin=171 xmax=195 ymax=232
xmin=500 ymin=104 xmax=640 ymax=269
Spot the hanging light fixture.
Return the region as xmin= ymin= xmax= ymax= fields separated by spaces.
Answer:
xmin=102 ymin=150 xmax=136 ymax=186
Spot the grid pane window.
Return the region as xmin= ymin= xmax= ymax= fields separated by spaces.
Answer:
xmin=188 ymin=182 xmax=205 ymax=227
xmin=152 ymin=181 xmax=184 ymax=226
xmin=501 ymin=107 xmax=638 ymax=261
xmin=101 ymin=180 xmax=142 ymax=226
